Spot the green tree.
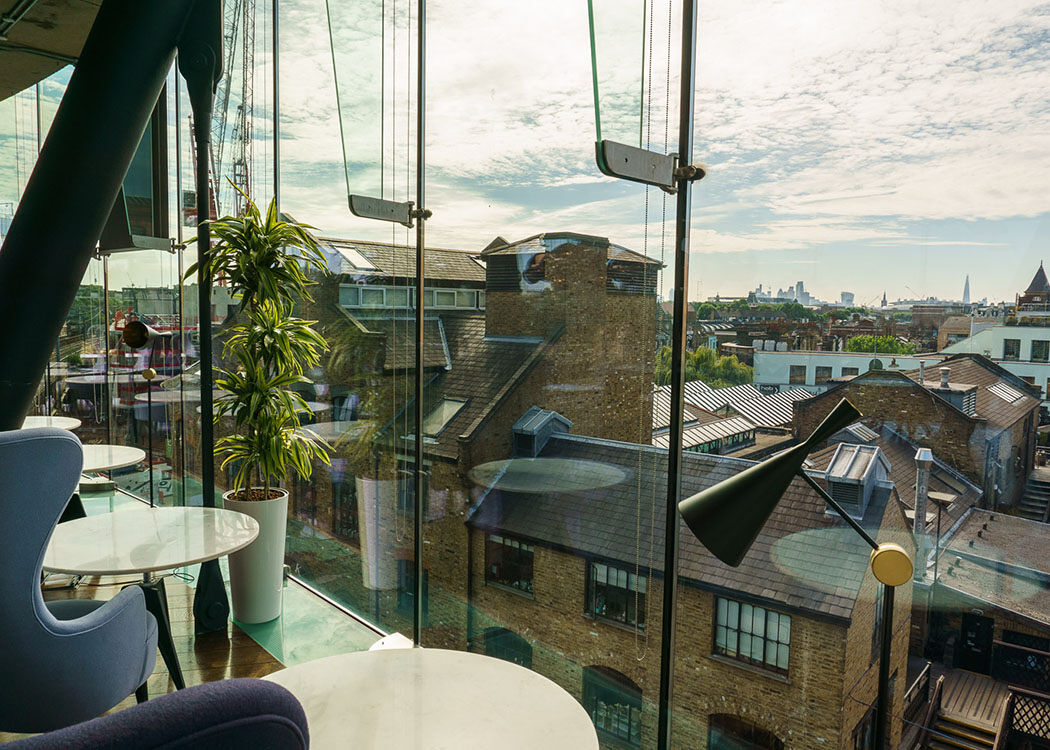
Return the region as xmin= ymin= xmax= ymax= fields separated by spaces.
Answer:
xmin=844 ymin=335 xmax=917 ymax=355
xmin=694 ymin=302 xmax=717 ymax=320
xmin=654 ymin=346 xmax=753 ymax=388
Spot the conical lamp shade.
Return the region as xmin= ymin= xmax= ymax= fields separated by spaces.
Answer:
xmin=121 ymin=321 xmax=165 ymax=349
xmin=678 ymin=398 xmax=861 ymax=567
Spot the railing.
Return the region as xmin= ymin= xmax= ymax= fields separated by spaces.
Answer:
xmin=904 ymin=662 xmax=933 ymax=727
xmin=915 ymin=674 xmax=945 ymax=749
xmin=993 ymin=640 xmax=1050 ymax=694
xmin=994 ymin=686 xmax=1050 ymax=749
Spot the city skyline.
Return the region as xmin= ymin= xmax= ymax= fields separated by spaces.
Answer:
xmin=3 ymin=0 xmax=1050 ymax=304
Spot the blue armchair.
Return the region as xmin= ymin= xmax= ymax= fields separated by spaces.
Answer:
xmin=0 ymin=427 xmax=158 ymax=733
xmin=6 ymin=678 xmax=309 ymax=750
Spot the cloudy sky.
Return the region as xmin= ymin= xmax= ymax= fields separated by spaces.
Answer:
xmin=4 ymin=0 xmax=1050 ymax=305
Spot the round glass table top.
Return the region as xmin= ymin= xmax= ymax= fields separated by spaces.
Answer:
xmin=20 ymin=415 xmax=81 ymax=430
xmin=43 ymin=507 xmax=260 ymax=576
xmin=81 ymin=444 xmax=146 ymax=473
xmin=468 ymin=457 xmax=630 ymax=494
xmin=298 ymin=420 xmax=371 ymax=443
xmin=263 ymin=648 xmax=599 ymax=749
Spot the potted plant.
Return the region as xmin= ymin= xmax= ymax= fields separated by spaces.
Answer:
xmin=187 ymin=188 xmax=330 ymax=623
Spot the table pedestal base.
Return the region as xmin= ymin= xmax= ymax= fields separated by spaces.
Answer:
xmin=125 ymin=576 xmax=185 ymax=690
xmin=193 ymin=559 xmax=230 ymax=634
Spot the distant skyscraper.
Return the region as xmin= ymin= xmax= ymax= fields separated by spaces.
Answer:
xmin=881 ymin=291 xmax=887 ymax=307
xmin=963 ymin=275 xmax=970 ymax=304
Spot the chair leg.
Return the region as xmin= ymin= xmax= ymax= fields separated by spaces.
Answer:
xmin=135 ymin=682 xmax=148 ymax=703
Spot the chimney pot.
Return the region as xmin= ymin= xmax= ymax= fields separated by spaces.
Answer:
xmin=919 ymin=360 xmax=926 ymax=382
xmin=939 ymin=367 xmax=950 ymax=388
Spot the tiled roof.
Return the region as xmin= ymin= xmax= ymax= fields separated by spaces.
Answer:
xmin=469 ymin=433 xmax=907 ymax=622
xmin=354 ymin=315 xmax=451 ymax=371
xmin=652 ymin=416 xmax=755 ymax=450
xmin=808 ymin=427 xmax=980 ymax=536
xmin=424 ymin=315 xmax=544 ymax=459
xmin=318 ymin=237 xmax=486 ymax=282
xmin=685 ymin=384 xmax=763 ymax=411
xmin=901 ymin=354 xmax=1040 ymax=431
xmin=1026 ymin=263 xmax=1050 ymax=294
xmin=651 ymin=385 xmax=717 ymax=432
xmin=727 ymin=389 xmax=813 ymax=427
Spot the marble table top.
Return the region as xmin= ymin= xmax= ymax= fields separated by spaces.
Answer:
xmin=43 ymin=507 xmax=259 ymax=576
xmin=468 ymin=457 xmax=630 ymax=494
xmin=263 ymin=648 xmax=599 ymax=749
xmin=136 ymin=389 xmax=224 ymax=403
xmin=64 ymin=372 xmax=136 ymax=386
xmin=81 ymin=444 xmax=146 ymax=473
xmin=20 ymin=415 xmax=81 ymax=430
xmin=297 ymin=420 xmax=370 ymax=443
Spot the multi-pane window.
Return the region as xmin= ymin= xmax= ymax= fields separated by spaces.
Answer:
xmin=481 ymin=627 xmax=533 ymax=668
xmin=1004 ymin=338 xmax=1021 ymax=360
xmin=714 ymin=597 xmax=791 ymax=675
xmin=582 ymin=667 xmax=642 ymax=747
xmin=486 ymin=534 xmax=534 ymax=594
xmin=815 ymin=366 xmax=833 ymax=382
xmin=842 ymin=366 xmax=860 ymax=376
xmin=589 ymin=562 xmax=646 ymax=628
xmin=852 ymin=708 xmax=875 ymax=750
xmin=1032 ymin=340 xmax=1049 ymax=362
xmin=789 ymin=365 xmax=807 ymax=384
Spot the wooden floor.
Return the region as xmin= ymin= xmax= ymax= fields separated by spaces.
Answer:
xmin=0 ymin=575 xmax=284 ymax=743
xmin=937 ymin=666 xmax=1011 ymax=730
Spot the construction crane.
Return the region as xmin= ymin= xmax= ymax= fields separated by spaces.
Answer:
xmin=210 ymin=0 xmax=255 ymax=217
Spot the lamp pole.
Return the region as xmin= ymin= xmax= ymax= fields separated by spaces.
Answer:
xmin=797 ymin=469 xmax=898 ymax=749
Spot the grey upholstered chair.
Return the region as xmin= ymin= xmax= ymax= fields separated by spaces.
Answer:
xmin=0 ymin=427 xmax=158 ymax=733
xmin=6 ymin=678 xmax=310 ymax=749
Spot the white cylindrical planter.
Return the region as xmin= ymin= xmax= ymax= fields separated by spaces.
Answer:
xmin=223 ymin=489 xmax=288 ymax=624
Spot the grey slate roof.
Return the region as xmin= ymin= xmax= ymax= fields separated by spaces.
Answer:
xmin=424 ymin=315 xmax=544 ymax=459
xmin=319 ymin=236 xmax=486 ymax=283
xmin=469 ymin=433 xmax=901 ymax=622
xmin=901 ymin=354 xmax=1040 ymax=432
xmin=354 ymin=316 xmax=451 ymax=371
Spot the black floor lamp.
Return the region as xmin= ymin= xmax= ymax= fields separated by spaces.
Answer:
xmin=678 ymin=399 xmax=913 ymax=749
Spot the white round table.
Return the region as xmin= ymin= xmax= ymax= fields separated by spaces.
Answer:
xmin=81 ymin=444 xmax=146 ymax=473
xmin=43 ymin=506 xmax=259 ymax=577
xmin=136 ymin=389 xmax=225 ymax=403
xmin=468 ymin=457 xmax=630 ymax=494
xmin=43 ymin=507 xmax=260 ymax=690
xmin=21 ymin=415 xmax=81 ymax=430
xmin=298 ymin=420 xmax=370 ymax=443
xmin=263 ymin=649 xmax=599 ymax=749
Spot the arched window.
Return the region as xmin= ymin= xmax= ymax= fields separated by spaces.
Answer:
xmin=708 ymin=714 xmax=784 ymax=750
xmin=582 ymin=666 xmax=642 ymax=747
xmin=480 ymin=627 xmax=532 ymax=669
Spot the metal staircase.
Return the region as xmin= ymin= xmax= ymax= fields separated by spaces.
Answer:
xmin=1018 ymin=472 xmax=1050 ymax=521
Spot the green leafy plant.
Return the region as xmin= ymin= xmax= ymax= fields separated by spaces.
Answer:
xmin=187 ymin=187 xmax=331 ymax=501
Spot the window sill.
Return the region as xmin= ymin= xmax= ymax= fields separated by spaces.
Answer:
xmin=484 ymin=580 xmax=535 ymax=600
xmin=706 ymin=653 xmax=791 ymax=685
xmin=582 ymin=612 xmax=646 ymax=635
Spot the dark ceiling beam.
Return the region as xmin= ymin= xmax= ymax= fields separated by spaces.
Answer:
xmin=0 ymin=0 xmax=41 ymax=40
xmin=0 ymin=0 xmax=202 ymax=430
xmin=0 ymin=40 xmax=77 ymax=64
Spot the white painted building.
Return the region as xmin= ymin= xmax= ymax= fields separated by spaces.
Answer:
xmin=942 ymin=325 xmax=1050 ymax=401
xmin=753 ymin=350 xmax=942 ymax=394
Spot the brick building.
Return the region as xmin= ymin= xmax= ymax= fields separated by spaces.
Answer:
xmin=466 ymin=424 xmax=915 ymax=748
xmin=285 ymin=231 xmax=921 ymax=748
xmin=793 ymin=354 xmax=1040 ymax=509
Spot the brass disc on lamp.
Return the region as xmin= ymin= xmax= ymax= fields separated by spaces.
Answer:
xmin=870 ymin=543 xmax=913 ymax=587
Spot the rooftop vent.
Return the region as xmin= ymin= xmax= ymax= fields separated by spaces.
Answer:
xmin=940 ymin=367 xmax=950 ymax=389
xmin=511 ymin=406 xmax=572 ymax=457
xmin=824 ymin=443 xmax=889 ymax=519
